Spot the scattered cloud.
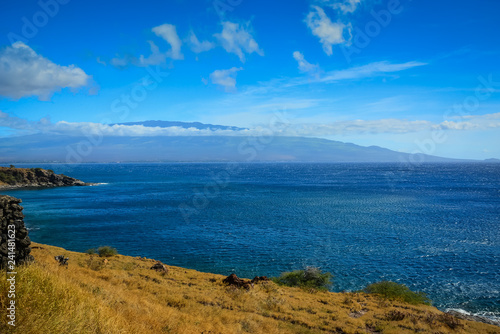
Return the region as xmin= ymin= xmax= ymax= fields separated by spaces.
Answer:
xmin=0 ymin=42 xmax=93 ymax=101
xmin=319 ymin=61 xmax=427 ymax=83
xmin=330 ymin=0 xmax=362 ymax=14
xmin=96 ymin=57 xmax=107 ymax=66
xmin=110 ymin=23 xmax=184 ymax=68
xmin=110 ymin=40 xmax=169 ymax=68
xmin=253 ymin=61 xmax=427 ymax=91
xmin=305 ymin=6 xmax=351 ymax=55
xmin=187 ymin=31 xmax=215 ymax=53
xmin=214 ymin=21 xmax=264 ymax=62
xmin=136 ymin=41 xmax=168 ymax=66
xmin=110 ymin=56 xmax=131 ymax=68
xmin=152 ymin=23 xmax=184 ymax=60
xmin=209 ymin=67 xmax=243 ymax=92
xmin=293 ymin=51 xmax=320 ymax=74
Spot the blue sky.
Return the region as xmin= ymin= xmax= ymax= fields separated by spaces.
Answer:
xmin=0 ymin=0 xmax=499 ymax=159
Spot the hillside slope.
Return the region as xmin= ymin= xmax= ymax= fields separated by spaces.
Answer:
xmin=0 ymin=134 xmax=464 ymax=163
xmin=1 ymin=243 xmax=498 ymax=334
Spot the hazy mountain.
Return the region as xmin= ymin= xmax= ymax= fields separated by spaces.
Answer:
xmin=0 ymin=133 xmax=467 ymax=163
xmin=111 ymin=120 xmax=246 ymax=131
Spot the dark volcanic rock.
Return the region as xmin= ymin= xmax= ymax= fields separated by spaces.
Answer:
xmin=0 ymin=195 xmax=34 ymax=268
xmin=0 ymin=166 xmax=91 ymax=189
xmin=150 ymin=261 xmax=168 ymax=273
xmin=251 ymin=276 xmax=270 ymax=283
xmin=222 ymin=273 xmax=253 ymax=289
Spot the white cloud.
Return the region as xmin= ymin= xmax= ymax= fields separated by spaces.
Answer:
xmin=137 ymin=41 xmax=168 ymax=66
xmin=252 ymin=61 xmax=427 ymax=91
xmin=293 ymin=51 xmax=320 ymax=74
xmin=96 ymin=57 xmax=107 ymax=66
xmin=305 ymin=6 xmax=351 ymax=56
xmin=214 ymin=21 xmax=264 ymax=62
xmin=187 ymin=31 xmax=215 ymax=53
xmin=110 ymin=23 xmax=184 ymax=68
xmin=209 ymin=67 xmax=243 ymax=92
xmin=152 ymin=23 xmax=184 ymax=60
xmin=319 ymin=61 xmax=427 ymax=83
xmin=0 ymin=42 xmax=92 ymax=100
xmin=110 ymin=56 xmax=130 ymax=68
xmin=331 ymin=0 xmax=362 ymax=14
xmin=110 ymin=41 xmax=168 ymax=68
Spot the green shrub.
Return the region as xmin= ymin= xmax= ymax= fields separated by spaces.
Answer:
xmin=97 ymin=246 xmax=118 ymax=257
xmin=85 ymin=248 xmax=97 ymax=255
xmin=0 ymin=171 xmax=17 ymax=185
xmin=363 ymin=281 xmax=431 ymax=305
xmin=272 ymin=267 xmax=333 ymax=291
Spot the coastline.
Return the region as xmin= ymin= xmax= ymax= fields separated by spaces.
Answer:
xmin=1 ymin=241 xmax=497 ymax=334
xmin=1 ymin=165 xmax=499 ymax=333
xmin=0 ymin=182 xmax=97 ymax=190
xmin=0 ymin=166 xmax=93 ymax=190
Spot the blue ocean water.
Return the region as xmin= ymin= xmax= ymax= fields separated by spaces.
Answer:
xmin=3 ymin=163 xmax=499 ymax=319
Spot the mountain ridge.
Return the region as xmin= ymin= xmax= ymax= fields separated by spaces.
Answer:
xmin=0 ymin=133 xmax=472 ymax=163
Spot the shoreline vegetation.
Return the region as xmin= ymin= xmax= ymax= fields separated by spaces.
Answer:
xmin=0 ymin=166 xmax=93 ymax=189
xmin=1 ymin=242 xmax=499 ymax=334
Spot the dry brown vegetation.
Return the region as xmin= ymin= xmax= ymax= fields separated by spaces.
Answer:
xmin=1 ymin=242 xmax=499 ymax=334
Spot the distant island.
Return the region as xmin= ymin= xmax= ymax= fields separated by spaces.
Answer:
xmin=0 ymin=166 xmax=92 ymax=189
xmin=0 ymin=120 xmax=488 ymax=163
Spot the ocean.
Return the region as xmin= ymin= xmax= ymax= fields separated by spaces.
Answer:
xmin=2 ymin=162 xmax=499 ymax=320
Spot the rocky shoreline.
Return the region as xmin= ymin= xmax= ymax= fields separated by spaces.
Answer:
xmin=0 ymin=166 xmax=93 ymax=190
xmin=445 ymin=310 xmax=499 ymax=327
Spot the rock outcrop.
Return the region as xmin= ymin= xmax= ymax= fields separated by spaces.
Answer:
xmin=150 ymin=261 xmax=168 ymax=273
xmin=0 ymin=195 xmax=34 ymax=268
xmin=222 ymin=274 xmax=270 ymax=289
xmin=446 ymin=310 xmax=500 ymax=327
xmin=0 ymin=166 xmax=91 ymax=189
xmin=223 ymin=273 xmax=253 ymax=289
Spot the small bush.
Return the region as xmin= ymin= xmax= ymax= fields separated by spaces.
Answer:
xmin=272 ymin=267 xmax=333 ymax=291
xmin=85 ymin=257 xmax=105 ymax=271
xmin=363 ymin=281 xmax=431 ymax=305
xmin=85 ymin=248 xmax=97 ymax=255
xmin=97 ymin=246 xmax=118 ymax=257
xmin=0 ymin=171 xmax=16 ymax=185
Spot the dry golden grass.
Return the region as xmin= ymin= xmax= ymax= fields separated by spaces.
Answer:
xmin=1 ymin=242 xmax=499 ymax=334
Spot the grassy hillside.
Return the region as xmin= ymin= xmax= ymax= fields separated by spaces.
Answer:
xmin=1 ymin=243 xmax=498 ymax=334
